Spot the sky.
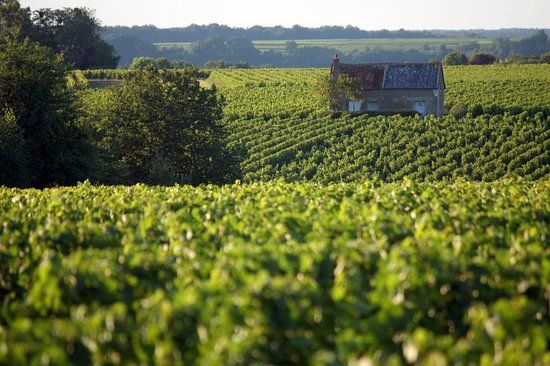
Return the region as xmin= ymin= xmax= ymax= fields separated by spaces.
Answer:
xmin=19 ymin=0 xmax=550 ymax=30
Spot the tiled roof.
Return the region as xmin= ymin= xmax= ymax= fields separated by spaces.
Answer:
xmin=384 ymin=64 xmax=441 ymax=89
xmin=338 ymin=63 xmax=443 ymax=90
xmin=339 ymin=64 xmax=385 ymax=90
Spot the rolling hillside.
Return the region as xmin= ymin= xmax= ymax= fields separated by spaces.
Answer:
xmin=208 ymin=64 xmax=550 ymax=183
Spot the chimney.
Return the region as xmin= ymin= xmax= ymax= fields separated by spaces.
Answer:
xmin=331 ymin=53 xmax=341 ymax=77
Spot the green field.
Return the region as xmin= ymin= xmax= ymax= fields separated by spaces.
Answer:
xmin=155 ymin=37 xmax=495 ymax=53
xmin=3 ymin=64 xmax=550 ymax=365
xmin=2 ymin=180 xmax=549 ymax=365
xmin=205 ymin=65 xmax=550 ymax=183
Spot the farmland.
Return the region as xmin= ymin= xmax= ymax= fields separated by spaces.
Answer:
xmin=154 ymin=37 xmax=496 ymax=54
xmin=1 ymin=180 xmax=549 ymax=364
xmin=209 ymin=64 xmax=550 ymax=183
xmin=2 ymin=64 xmax=550 ymax=365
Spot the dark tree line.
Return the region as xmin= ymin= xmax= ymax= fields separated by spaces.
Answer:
xmin=493 ymin=30 xmax=550 ymax=59
xmin=110 ymin=35 xmax=452 ymax=68
xmin=102 ymin=24 xmax=438 ymax=44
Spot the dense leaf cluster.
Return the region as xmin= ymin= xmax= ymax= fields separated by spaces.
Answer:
xmin=79 ymin=68 xmax=240 ymax=185
xmin=1 ymin=180 xmax=549 ymax=364
xmin=0 ymin=38 xmax=93 ymax=188
xmin=0 ymin=1 xmax=118 ymax=69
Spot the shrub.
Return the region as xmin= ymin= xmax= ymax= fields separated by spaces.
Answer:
xmin=469 ymin=53 xmax=497 ymax=65
xmin=443 ymin=51 xmax=468 ymax=65
xmin=448 ymin=104 xmax=468 ymax=119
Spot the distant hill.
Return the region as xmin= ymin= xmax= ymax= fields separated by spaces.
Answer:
xmin=101 ymin=24 xmax=549 ymax=43
xmin=101 ymin=25 xmax=550 ymax=67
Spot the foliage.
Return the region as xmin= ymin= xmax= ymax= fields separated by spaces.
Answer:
xmin=0 ymin=36 xmax=93 ymax=187
xmin=228 ymin=112 xmax=549 ymax=183
xmin=66 ymin=70 xmax=90 ymax=90
xmin=204 ymin=59 xmax=233 ymax=69
xmin=102 ymin=33 xmax=159 ymax=67
xmin=442 ymin=51 xmax=468 ymax=65
xmin=81 ymin=67 xmax=240 ymax=185
xmin=1 ymin=1 xmax=118 ymax=68
xmin=0 ymin=179 xmax=549 ymax=365
xmin=468 ymin=53 xmax=497 ymax=65
xmin=443 ymin=64 xmax=550 ymax=114
xmin=102 ymin=25 xmax=550 ymax=68
xmin=494 ymin=30 xmax=550 ymax=60
xmin=513 ymin=30 xmax=550 ymax=57
xmin=448 ymin=104 xmax=468 ymax=119
xmin=316 ymin=74 xmax=364 ymax=111
xmin=540 ymin=51 xmax=550 ymax=64
xmin=0 ymin=0 xmax=34 ymax=40
xmin=31 ymin=7 xmax=119 ymax=69
xmin=204 ymin=66 xmax=550 ymax=183
xmin=129 ymin=56 xmax=171 ymax=69
xmin=80 ymin=68 xmax=127 ymax=80
xmin=0 ymin=110 xmax=29 ymax=186
xmin=191 ymin=36 xmax=263 ymax=66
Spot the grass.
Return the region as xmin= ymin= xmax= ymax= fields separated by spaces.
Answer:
xmin=154 ymin=37 xmax=495 ymax=54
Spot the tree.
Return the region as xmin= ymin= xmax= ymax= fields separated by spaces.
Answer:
xmin=0 ymin=0 xmax=34 ymax=40
xmin=130 ymin=56 xmax=171 ymax=69
xmin=468 ymin=53 xmax=497 ymax=65
xmin=191 ymin=36 xmax=227 ymax=63
xmin=442 ymin=51 xmax=468 ymax=65
xmin=541 ymin=51 xmax=550 ymax=64
xmin=225 ymin=37 xmax=261 ymax=64
xmin=0 ymin=37 xmax=94 ymax=187
xmin=32 ymin=7 xmax=118 ymax=69
xmin=102 ymin=34 xmax=159 ymax=67
xmin=0 ymin=109 xmax=29 ymax=186
xmin=493 ymin=37 xmax=511 ymax=59
xmin=87 ymin=67 xmax=240 ymax=185
xmin=513 ymin=30 xmax=549 ymax=56
xmin=204 ymin=60 xmax=232 ymax=69
xmin=317 ymin=74 xmax=364 ymax=111
xmin=285 ymin=40 xmax=299 ymax=55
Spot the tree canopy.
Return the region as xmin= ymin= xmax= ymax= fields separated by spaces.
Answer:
xmin=0 ymin=36 xmax=93 ymax=187
xmin=82 ymin=67 xmax=241 ymax=185
xmin=0 ymin=1 xmax=119 ymax=68
xmin=443 ymin=51 xmax=468 ymax=65
xmin=31 ymin=7 xmax=118 ymax=69
xmin=317 ymin=74 xmax=364 ymax=111
xmin=468 ymin=53 xmax=497 ymax=65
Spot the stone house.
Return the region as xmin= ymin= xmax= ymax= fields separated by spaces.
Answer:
xmin=330 ymin=55 xmax=445 ymax=117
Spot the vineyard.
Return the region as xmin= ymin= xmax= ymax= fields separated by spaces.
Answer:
xmin=154 ymin=36 xmax=496 ymax=54
xmin=207 ymin=65 xmax=550 ymax=183
xmin=1 ymin=180 xmax=549 ymax=364
xmin=1 ymin=64 xmax=549 ymax=365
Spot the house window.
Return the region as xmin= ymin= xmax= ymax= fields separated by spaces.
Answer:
xmin=348 ymin=100 xmax=362 ymax=112
xmin=366 ymin=102 xmax=380 ymax=112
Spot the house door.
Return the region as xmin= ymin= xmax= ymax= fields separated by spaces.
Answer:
xmin=412 ymin=101 xmax=426 ymax=116
xmin=348 ymin=100 xmax=362 ymax=112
